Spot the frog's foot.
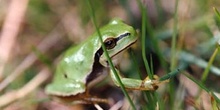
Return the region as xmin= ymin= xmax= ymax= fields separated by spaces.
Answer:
xmin=140 ymin=75 xmax=169 ymax=91
xmin=110 ymin=69 xmax=169 ymax=91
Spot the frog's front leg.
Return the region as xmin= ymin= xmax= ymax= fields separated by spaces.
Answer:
xmin=110 ymin=68 xmax=166 ymax=91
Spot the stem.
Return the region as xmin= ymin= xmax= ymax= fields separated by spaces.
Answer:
xmin=201 ymin=46 xmax=219 ymax=82
xmin=86 ymin=0 xmax=136 ymax=109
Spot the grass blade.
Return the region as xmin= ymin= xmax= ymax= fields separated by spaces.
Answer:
xmin=201 ymin=46 xmax=219 ymax=82
xmin=86 ymin=0 xmax=136 ymax=109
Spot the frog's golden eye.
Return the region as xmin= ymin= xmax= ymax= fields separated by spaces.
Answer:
xmin=104 ymin=38 xmax=117 ymax=50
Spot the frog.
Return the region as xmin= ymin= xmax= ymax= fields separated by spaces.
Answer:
xmin=45 ymin=19 xmax=161 ymax=104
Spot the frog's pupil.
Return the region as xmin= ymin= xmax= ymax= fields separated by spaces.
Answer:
xmin=106 ymin=40 xmax=114 ymax=46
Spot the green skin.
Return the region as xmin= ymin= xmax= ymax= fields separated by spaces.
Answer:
xmin=45 ymin=19 xmax=160 ymax=99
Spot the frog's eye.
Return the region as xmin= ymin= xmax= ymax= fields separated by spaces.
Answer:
xmin=104 ymin=38 xmax=117 ymax=50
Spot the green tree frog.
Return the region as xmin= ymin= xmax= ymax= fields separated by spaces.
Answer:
xmin=45 ymin=19 xmax=162 ymax=103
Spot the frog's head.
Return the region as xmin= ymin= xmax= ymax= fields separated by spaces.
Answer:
xmin=99 ymin=19 xmax=138 ymax=66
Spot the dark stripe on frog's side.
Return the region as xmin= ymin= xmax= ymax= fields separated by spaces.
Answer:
xmin=86 ymin=47 xmax=104 ymax=84
xmin=85 ymin=32 xmax=131 ymax=84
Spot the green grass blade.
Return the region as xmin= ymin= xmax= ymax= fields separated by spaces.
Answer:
xmin=136 ymin=0 xmax=153 ymax=79
xmin=184 ymin=72 xmax=209 ymax=92
xmin=170 ymin=0 xmax=179 ymax=105
xmin=214 ymin=7 xmax=220 ymax=20
xmin=136 ymin=0 xmax=159 ymax=109
xmin=170 ymin=0 xmax=179 ymax=71
xmin=179 ymin=51 xmax=220 ymax=76
xmin=86 ymin=0 xmax=136 ymax=109
xmin=201 ymin=46 xmax=219 ymax=82
xmin=159 ymin=63 xmax=186 ymax=81
xmin=183 ymin=72 xmax=220 ymax=103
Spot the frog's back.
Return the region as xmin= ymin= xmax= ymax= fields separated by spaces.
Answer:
xmin=60 ymin=37 xmax=100 ymax=82
xmin=45 ymin=37 xmax=100 ymax=96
